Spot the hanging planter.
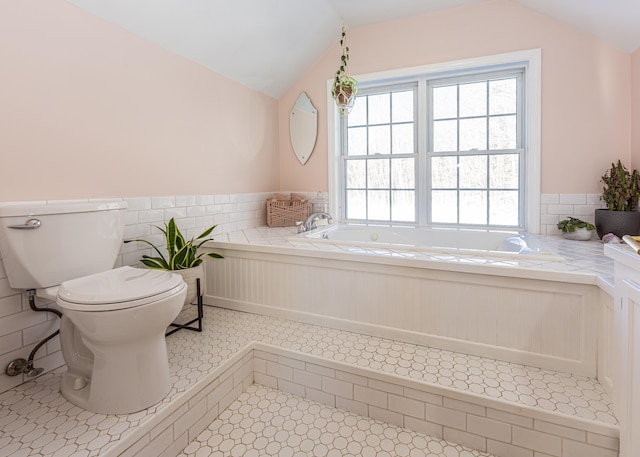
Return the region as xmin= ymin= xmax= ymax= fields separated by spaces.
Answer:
xmin=331 ymin=26 xmax=358 ymax=116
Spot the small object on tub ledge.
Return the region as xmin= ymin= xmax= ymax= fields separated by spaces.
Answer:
xmin=556 ymin=217 xmax=595 ymax=241
xmin=266 ymin=196 xmax=310 ymax=227
xmin=622 ymin=235 xmax=640 ymax=254
xmin=602 ymin=233 xmax=622 ymax=244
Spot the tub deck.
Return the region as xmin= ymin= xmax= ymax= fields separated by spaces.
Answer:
xmin=224 ymin=226 xmax=614 ymax=291
xmin=0 ymin=306 xmax=618 ymax=457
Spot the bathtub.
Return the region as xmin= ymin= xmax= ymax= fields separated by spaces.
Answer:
xmin=294 ymin=224 xmax=563 ymax=261
xmin=204 ymin=228 xmax=598 ymax=377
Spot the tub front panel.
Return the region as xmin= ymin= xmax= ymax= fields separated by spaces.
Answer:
xmin=204 ymin=246 xmax=598 ymax=377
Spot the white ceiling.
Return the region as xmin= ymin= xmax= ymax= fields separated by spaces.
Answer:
xmin=65 ymin=0 xmax=640 ymax=99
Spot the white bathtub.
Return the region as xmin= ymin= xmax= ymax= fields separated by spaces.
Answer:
xmin=204 ymin=233 xmax=598 ymax=376
xmin=294 ymin=224 xmax=563 ymax=261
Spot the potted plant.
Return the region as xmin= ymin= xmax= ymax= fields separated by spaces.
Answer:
xmin=595 ymin=160 xmax=640 ymax=238
xmin=331 ymin=26 xmax=358 ymax=116
xmin=557 ymin=217 xmax=595 ymax=241
xmin=125 ymin=218 xmax=223 ymax=305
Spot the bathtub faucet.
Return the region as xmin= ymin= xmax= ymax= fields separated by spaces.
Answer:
xmin=304 ymin=212 xmax=333 ymax=231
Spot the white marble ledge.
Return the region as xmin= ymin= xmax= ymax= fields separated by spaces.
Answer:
xmin=604 ymin=242 xmax=640 ymax=269
xmin=207 ymin=226 xmax=615 ymax=294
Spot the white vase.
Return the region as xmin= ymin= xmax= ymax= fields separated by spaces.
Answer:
xmin=174 ymin=264 xmax=204 ymax=306
xmin=562 ymin=227 xmax=594 ymax=241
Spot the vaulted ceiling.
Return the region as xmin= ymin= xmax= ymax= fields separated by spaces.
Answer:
xmin=65 ymin=0 xmax=640 ymax=99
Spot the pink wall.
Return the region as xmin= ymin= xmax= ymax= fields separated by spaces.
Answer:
xmin=632 ymin=49 xmax=640 ymax=169
xmin=1 ymin=0 xmax=634 ymax=201
xmin=0 ymin=1 xmax=280 ymax=202
xmin=279 ymin=0 xmax=632 ymax=194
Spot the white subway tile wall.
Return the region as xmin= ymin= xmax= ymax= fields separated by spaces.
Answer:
xmin=120 ymin=192 xmax=277 ymax=267
xmin=540 ymin=194 xmax=604 ymax=236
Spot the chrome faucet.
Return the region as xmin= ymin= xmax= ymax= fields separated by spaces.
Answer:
xmin=304 ymin=212 xmax=333 ymax=231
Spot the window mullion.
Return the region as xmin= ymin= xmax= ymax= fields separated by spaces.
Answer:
xmin=365 ymin=101 xmax=370 ymax=221
xmin=388 ymin=94 xmax=393 ymax=222
xmin=456 ymin=85 xmax=461 ymax=225
xmin=486 ymin=153 xmax=491 ymax=226
xmin=485 ymin=81 xmax=490 ymax=225
xmin=418 ymin=80 xmax=428 ymax=226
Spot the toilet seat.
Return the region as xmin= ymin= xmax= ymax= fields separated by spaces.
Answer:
xmin=57 ymin=266 xmax=185 ymax=312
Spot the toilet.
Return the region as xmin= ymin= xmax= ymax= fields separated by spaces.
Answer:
xmin=0 ymin=201 xmax=186 ymax=414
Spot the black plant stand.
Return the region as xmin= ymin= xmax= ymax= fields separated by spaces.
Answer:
xmin=166 ymin=278 xmax=203 ymax=336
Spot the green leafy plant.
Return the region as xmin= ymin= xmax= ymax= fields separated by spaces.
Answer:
xmin=557 ymin=217 xmax=595 ymax=233
xmin=331 ymin=26 xmax=358 ymax=116
xmin=124 ymin=218 xmax=223 ymax=270
xmin=601 ymin=160 xmax=640 ymax=211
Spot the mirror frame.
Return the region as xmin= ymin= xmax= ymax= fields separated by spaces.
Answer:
xmin=289 ymin=92 xmax=318 ymax=165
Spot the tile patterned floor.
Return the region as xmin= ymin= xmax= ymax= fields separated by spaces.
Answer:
xmin=0 ymin=306 xmax=616 ymax=456
xmin=179 ymin=384 xmax=494 ymax=457
xmin=214 ymin=308 xmax=617 ymax=424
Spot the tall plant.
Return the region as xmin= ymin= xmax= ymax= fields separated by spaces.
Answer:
xmin=125 ymin=218 xmax=223 ymax=270
xmin=331 ymin=26 xmax=358 ymax=116
xmin=601 ymin=160 xmax=640 ymax=211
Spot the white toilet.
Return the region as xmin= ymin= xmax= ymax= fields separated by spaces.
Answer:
xmin=0 ymin=201 xmax=186 ymax=414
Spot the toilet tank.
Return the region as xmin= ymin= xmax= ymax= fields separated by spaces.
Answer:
xmin=0 ymin=201 xmax=128 ymax=290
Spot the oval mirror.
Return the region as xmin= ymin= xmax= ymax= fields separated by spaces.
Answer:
xmin=289 ymin=92 xmax=317 ymax=165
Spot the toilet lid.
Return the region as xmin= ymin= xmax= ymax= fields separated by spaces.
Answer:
xmin=57 ymin=266 xmax=186 ymax=311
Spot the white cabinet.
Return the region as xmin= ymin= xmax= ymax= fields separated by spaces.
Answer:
xmin=605 ymin=245 xmax=640 ymax=457
xmin=628 ymin=285 xmax=640 ymax=455
xmin=598 ymin=289 xmax=615 ymax=399
xmin=617 ymin=277 xmax=640 ymax=456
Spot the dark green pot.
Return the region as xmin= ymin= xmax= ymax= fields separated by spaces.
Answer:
xmin=594 ymin=209 xmax=640 ymax=239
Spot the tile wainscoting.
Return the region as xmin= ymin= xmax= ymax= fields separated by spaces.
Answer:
xmin=540 ymin=194 xmax=604 ymax=236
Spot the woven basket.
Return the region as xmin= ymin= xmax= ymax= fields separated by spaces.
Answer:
xmin=267 ymin=199 xmax=310 ymax=227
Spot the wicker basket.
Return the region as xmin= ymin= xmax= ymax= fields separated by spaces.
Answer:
xmin=267 ymin=199 xmax=310 ymax=227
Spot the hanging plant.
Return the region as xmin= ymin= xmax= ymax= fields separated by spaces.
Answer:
xmin=331 ymin=26 xmax=358 ymax=116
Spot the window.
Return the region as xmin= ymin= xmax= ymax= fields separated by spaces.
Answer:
xmin=330 ymin=50 xmax=541 ymax=232
xmin=429 ymin=72 xmax=523 ymax=226
xmin=343 ymin=86 xmax=417 ymax=222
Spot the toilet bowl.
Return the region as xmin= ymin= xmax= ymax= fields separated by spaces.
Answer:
xmin=0 ymin=201 xmax=191 ymax=414
xmin=56 ymin=266 xmax=186 ymax=415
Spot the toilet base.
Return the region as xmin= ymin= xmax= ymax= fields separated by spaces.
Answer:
xmin=60 ymin=335 xmax=173 ymax=415
xmin=58 ymin=281 xmax=185 ymax=415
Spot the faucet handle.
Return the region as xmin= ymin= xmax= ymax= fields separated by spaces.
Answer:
xmin=295 ymin=221 xmax=306 ymax=233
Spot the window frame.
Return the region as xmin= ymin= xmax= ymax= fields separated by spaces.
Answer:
xmin=426 ymin=69 xmax=526 ymax=228
xmin=340 ymin=82 xmax=419 ymax=224
xmin=328 ymin=49 xmax=541 ymax=233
